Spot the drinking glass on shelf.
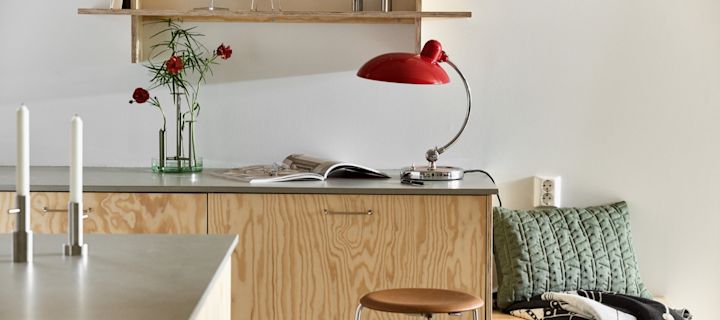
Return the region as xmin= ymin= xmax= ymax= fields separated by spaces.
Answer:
xmin=194 ymin=0 xmax=229 ymax=11
xmin=251 ymin=0 xmax=281 ymax=11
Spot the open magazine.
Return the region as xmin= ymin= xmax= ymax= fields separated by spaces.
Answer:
xmin=216 ymin=154 xmax=390 ymax=183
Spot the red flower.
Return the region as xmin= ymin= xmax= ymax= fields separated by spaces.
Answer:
xmin=131 ymin=87 xmax=150 ymax=104
xmin=216 ymin=43 xmax=232 ymax=60
xmin=165 ymin=55 xmax=184 ymax=75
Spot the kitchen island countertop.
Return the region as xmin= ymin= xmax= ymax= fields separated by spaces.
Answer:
xmin=0 ymin=234 xmax=237 ymax=320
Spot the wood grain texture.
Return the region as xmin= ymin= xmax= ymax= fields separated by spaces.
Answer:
xmin=131 ymin=0 xmax=143 ymax=63
xmin=131 ymin=16 xmax=143 ymax=63
xmin=414 ymin=0 xmax=421 ymax=53
xmin=0 ymin=192 xmax=207 ymax=234
xmin=0 ymin=192 xmax=14 ymax=233
xmin=485 ymin=194 xmax=494 ymax=320
xmin=194 ymin=257 xmax=232 ymax=320
xmin=209 ymin=193 xmax=489 ymax=320
xmin=208 ymin=193 xmax=275 ymax=320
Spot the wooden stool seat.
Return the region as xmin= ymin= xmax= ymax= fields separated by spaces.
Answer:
xmin=359 ymin=288 xmax=484 ymax=314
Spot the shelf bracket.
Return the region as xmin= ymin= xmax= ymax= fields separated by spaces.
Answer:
xmin=131 ymin=0 xmax=143 ymax=63
xmin=414 ymin=0 xmax=422 ymax=53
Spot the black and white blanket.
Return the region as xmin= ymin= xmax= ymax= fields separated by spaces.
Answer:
xmin=503 ymin=290 xmax=692 ymax=320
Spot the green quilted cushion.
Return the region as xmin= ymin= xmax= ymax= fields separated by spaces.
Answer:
xmin=493 ymin=201 xmax=652 ymax=309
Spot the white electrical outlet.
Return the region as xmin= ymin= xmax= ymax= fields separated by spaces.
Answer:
xmin=533 ymin=176 xmax=561 ymax=208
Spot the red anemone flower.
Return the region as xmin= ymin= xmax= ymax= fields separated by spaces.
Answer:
xmin=216 ymin=43 xmax=232 ymax=60
xmin=165 ymin=55 xmax=184 ymax=75
xmin=131 ymin=87 xmax=150 ymax=104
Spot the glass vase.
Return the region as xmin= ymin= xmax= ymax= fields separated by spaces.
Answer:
xmin=151 ymin=93 xmax=203 ymax=173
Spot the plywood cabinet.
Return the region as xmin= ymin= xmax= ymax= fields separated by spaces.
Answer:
xmin=209 ymin=193 xmax=491 ymax=320
xmin=0 ymin=192 xmax=207 ymax=234
xmin=0 ymin=167 xmax=497 ymax=318
xmin=0 ymin=190 xmax=491 ymax=319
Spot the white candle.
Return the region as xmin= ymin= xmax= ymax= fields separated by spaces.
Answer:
xmin=70 ymin=115 xmax=83 ymax=203
xmin=16 ymin=105 xmax=29 ymax=197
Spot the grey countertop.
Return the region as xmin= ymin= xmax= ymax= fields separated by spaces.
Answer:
xmin=0 ymin=167 xmax=498 ymax=195
xmin=0 ymin=234 xmax=238 ymax=320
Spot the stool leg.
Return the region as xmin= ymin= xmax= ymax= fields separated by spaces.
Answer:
xmin=354 ymin=304 xmax=364 ymax=320
xmin=471 ymin=309 xmax=479 ymax=320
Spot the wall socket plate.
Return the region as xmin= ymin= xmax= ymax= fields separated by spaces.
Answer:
xmin=533 ymin=176 xmax=561 ymax=208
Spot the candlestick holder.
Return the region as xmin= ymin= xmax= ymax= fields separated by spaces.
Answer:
xmin=7 ymin=195 xmax=33 ymax=263
xmin=65 ymin=202 xmax=89 ymax=257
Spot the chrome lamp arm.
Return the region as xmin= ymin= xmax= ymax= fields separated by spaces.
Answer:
xmin=425 ymin=59 xmax=472 ymax=168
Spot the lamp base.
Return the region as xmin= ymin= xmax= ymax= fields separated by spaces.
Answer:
xmin=401 ymin=165 xmax=464 ymax=181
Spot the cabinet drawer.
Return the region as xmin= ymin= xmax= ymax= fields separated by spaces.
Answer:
xmin=0 ymin=192 xmax=207 ymax=234
xmin=209 ymin=193 xmax=489 ymax=320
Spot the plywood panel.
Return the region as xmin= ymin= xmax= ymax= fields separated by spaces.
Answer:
xmin=0 ymin=192 xmax=15 ymax=233
xmin=208 ymin=194 xmax=275 ymax=320
xmin=209 ymin=193 xmax=488 ymax=320
xmin=0 ymin=192 xmax=207 ymax=234
xmin=275 ymin=194 xmax=487 ymax=320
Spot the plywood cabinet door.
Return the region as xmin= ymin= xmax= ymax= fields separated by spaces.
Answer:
xmin=0 ymin=192 xmax=207 ymax=234
xmin=209 ymin=193 xmax=489 ymax=320
xmin=81 ymin=192 xmax=207 ymax=234
xmin=208 ymin=193 xmax=275 ymax=320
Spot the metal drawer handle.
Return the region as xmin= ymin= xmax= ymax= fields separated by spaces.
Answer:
xmin=323 ymin=209 xmax=373 ymax=216
xmin=42 ymin=207 xmax=93 ymax=219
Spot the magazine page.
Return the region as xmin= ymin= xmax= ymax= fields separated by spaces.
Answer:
xmin=282 ymin=154 xmax=340 ymax=175
xmin=216 ymin=165 xmax=323 ymax=183
xmin=216 ymin=154 xmax=389 ymax=183
xmin=322 ymin=163 xmax=390 ymax=179
xmin=283 ymin=154 xmax=389 ymax=179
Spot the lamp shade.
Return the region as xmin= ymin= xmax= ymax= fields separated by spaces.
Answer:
xmin=357 ymin=40 xmax=450 ymax=85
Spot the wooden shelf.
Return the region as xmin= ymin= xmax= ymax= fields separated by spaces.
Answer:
xmin=77 ymin=8 xmax=471 ymax=24
xmin=78 ymin=0 xmax=470 ymax=63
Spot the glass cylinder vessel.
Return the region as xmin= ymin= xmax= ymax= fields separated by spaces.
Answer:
xmin=151 ymin=93 xmax=203 ymax=173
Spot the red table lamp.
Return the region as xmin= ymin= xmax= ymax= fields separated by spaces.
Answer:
xmin=357 ymin=40 xmax=471 ymax=181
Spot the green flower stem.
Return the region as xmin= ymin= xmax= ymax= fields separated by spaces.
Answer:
xmin=156 ymin=104 xmax=167 ymax=132
xmin=149 ymin=97 xmax=167 ymax=132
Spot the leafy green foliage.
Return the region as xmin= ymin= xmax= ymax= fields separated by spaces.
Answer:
xmin=143 ymin=19 xmax=225 ymax=121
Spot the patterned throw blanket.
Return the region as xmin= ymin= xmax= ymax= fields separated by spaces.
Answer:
xmin=504 ymin=290 xmax=692 ymax=320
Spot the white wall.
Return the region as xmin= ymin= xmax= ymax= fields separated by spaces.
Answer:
xmin=422 ymin=0 xmax=720 ymax=317
xmin=1 ymin=0 xmax=718 ymax=317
